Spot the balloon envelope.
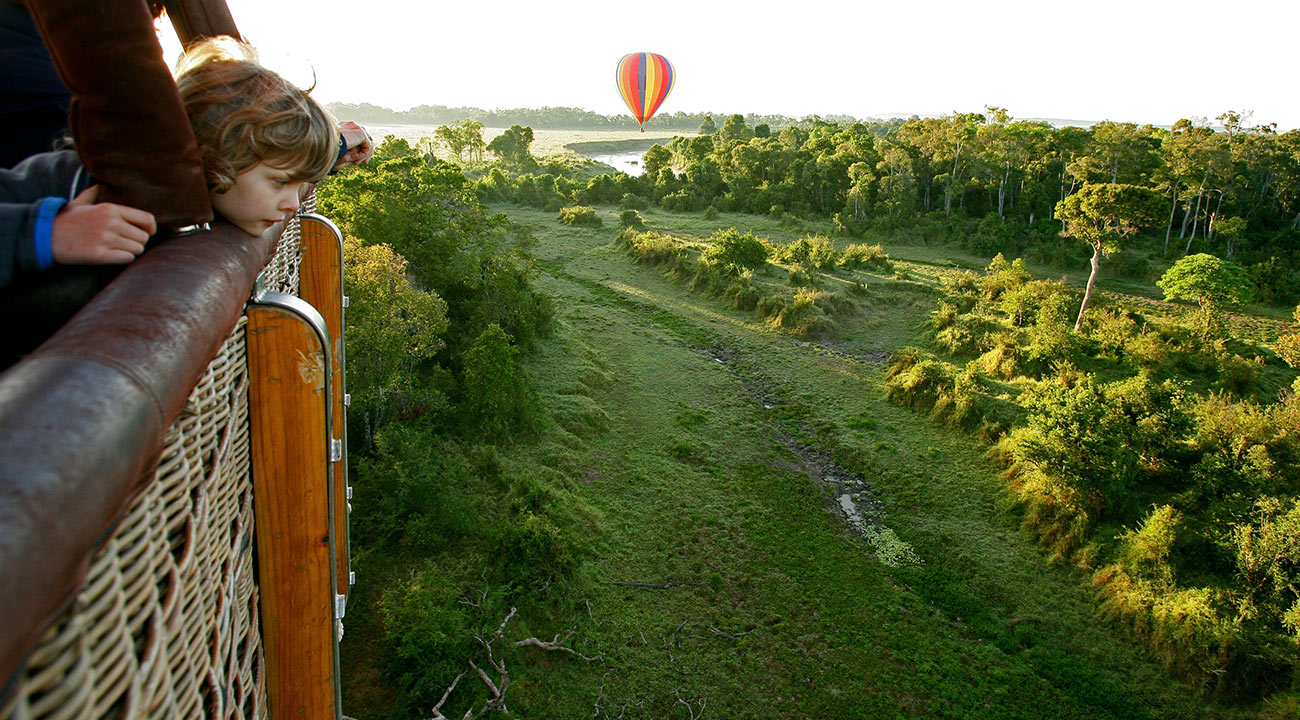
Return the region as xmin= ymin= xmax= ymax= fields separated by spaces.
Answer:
xmin=616 ymin=52 xmax=674 ymax=129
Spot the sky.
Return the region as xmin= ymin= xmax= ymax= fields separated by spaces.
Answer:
xmin=160 ymin=0 xmax=1300 ymax=131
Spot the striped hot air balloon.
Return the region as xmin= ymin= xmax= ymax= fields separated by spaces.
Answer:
xmin=616 ymin=52 xmax=674 ymax=131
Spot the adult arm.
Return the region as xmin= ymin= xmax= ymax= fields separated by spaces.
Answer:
xmin=22 ymin=0 xmax=212 ymax=229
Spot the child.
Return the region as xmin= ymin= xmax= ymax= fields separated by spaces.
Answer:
xmin=0 ymin=36 xmax=369 ymax=287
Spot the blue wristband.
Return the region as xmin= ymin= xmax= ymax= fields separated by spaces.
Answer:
xmin=34 ymin=196 xmax=67 ymax=269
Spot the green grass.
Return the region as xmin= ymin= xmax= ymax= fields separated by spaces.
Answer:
xmin=492 ymin=204 xmax=1266 ymax=716
xmin=342 ymin=200 xmax=1284 ymax=718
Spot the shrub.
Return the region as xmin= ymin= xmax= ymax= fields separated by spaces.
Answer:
xmin=1275 ymin=333 xmax=1300 ymax=369
xmin=1008 ymin=372 xmax=1188 ymax=515
xmin=659 ymin=189 xmax=703 ymax=212
xmin=493 ymin=511 xmax=580 ymax=588
xmin=1123 ymin=331 xmax=1170 ymax=369
xmin=1235 ymin=497 xmax=1300 ymax=640
xmin=1214 ymin=351 xmax=1264 ymax=396
xmin=839 ymin=243 xmax=892 ymax=271
xmin=723 ymin=278 xmax=762 ymax=310
xmin=1092 ymin=563 xmax=1242 ymax=694
xmin=619 ymin=229 xmax=682 ymax=266
xmin=975 ymin=330 xmax=1023 ymax=379
xmin=700 ymin=228 xmax=769 ymax=273
xmin=1115 ymin=505 xmax=1181 ymax=580
xmin=1188 ymin=392 xmax=1300 ymax=496
xmin=884 ymin=351 xmax=953 ymax=411
xmin=766 ymin=288 xmax=837 ymax=338
xmin=620 ymin=193 xmax=649 ymax=210
xmin=1087 ymin=308 xmax=1140 ymax=358
xmin=618 ymin=209 xmax=646 ymax=231
xmin=775 ymin=235 xmax=839 ymax=269
xmin=1274 ymin=304 xmax=1300 ymax=368
xmin=558 ymin=205 xmax=602 ymax=227
xmin=787 ymin=268 xmax=820 ymax=288
xmin=980 ymin=253 xmax=1031 ymax=301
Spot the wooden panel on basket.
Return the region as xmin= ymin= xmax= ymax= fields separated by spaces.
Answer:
xmin=246 ymin=298 xmax=339 ymax=720
xmin=297 ymin=213 xmax=350 ymax=600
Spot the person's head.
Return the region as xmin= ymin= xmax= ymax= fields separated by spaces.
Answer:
xmin=175 ymin=37 xmax=339 ymax=233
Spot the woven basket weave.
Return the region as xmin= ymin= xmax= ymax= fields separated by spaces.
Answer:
xmin=1 ymin=212 xmax=309 ymax=720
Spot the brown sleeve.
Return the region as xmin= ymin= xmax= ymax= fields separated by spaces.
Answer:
xmin=23 ymin=0 xmax=214 ymax=229
xmin=159 ymin=0 xmax=240 ymax=45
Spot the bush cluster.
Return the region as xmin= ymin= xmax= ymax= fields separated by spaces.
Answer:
xmin=617 ymin=227 xmax=859 ymax=339
xmin=558 ymin=205 xmax=602 ymax=227
xmin=883 ymin=250 xmax=1300 ymax=695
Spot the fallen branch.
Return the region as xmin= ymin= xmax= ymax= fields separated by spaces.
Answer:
xmin=514 ymin=628 xmax=604 ymax=662
xmin=707 ymin=625 xmax=753 ymax=640
xmin=427 ymin=671 xmax=466 ymax=720
xmin=670 ymin=619 xmax=689 ymax=649
xmin=674 ymin=690 xmax=707 ymax=720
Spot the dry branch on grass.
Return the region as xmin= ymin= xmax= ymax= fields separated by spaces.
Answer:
xmin=707 ymin=625 xmax=754 ymax=640
xmin=426 ymin=607 xmax=516 ymax=720
xmin=513 ymin=628 xmax=604 ymax=662
xmin=674 ymin=690 xmax=708 ymax=720
xmin=427 ymin=605 xmax=608 ymax=719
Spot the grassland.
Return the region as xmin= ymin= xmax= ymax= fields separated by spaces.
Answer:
xmin=347 ymin=202 xmax=1278 ymax=718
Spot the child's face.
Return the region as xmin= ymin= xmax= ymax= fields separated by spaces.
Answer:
xmin=210 ymin=162 xmax=308 ymax=236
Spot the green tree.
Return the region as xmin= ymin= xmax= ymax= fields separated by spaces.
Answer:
xmin=641 ymin=144 xmax=673 ymax=177
xmin=717 ymin=114 xmax=753 ymax=145
xmin=434 ymin=118 xmax=486 ymax=164
xmin=1157 ymin=253 xmax=1254 ymax=337
xmin=343 ymin=238 xmax=449 ymax=437
xmin=1055 ymin=182 xmax=1163 ymax=331
xmin=487 ymin=124 xmax=537 ymax=169
xmin=461 ymin=324 xmax=538 ymax=441
xmin=697 ymin=115 xmax=717 ymax=135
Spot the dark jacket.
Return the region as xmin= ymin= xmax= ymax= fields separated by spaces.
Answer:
xmin=0 ymin=150 xmax=89 ymax=288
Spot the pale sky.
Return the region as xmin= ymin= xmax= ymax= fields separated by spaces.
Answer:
xmin=161 ymin=0 xmax=1300 ymax=131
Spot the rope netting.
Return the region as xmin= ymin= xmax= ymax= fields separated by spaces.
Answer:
xmin=1 ymin=209 xmax=312 ymax=720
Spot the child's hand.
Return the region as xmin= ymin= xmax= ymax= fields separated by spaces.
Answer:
xmin=51 ymin=186 xmax=156 ymax=265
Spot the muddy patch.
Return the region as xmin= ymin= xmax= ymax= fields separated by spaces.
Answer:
xmin=795 ymin=339 xmax=893 ymax=366
xmin=693 ymin=341 xmax=918 ymax=567
xmin=776 ymin=435 xmax=920 ymax=568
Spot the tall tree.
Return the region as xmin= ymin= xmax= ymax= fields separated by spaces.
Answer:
xmin=1157 ymin=253 xmax=1254 ymax=337
xmin=487 ymin=124 xmax=536 ymax=169
xmin=1055 ymin=183 xmax=1163 ymax=331
xmin=434 ymin=118 xmax=486 ymax=164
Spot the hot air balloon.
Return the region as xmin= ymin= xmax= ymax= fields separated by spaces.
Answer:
xmin=616 ymin=52 xmax=674 ymax=131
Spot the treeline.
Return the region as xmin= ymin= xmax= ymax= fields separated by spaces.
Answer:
xmin=468 ymin=110 xmax=1300 ymax=306
xmin=325 ymin=101 xmax=854 ymax=132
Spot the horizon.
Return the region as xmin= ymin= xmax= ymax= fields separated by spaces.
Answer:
xmin=324 ymin=102 xmax=1218 ymax=135
xmin=160 ymin=0 xmax=1300 ymax=133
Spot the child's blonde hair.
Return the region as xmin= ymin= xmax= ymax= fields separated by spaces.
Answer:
xmin=175 ymin=37 xmax=339 ymax=193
